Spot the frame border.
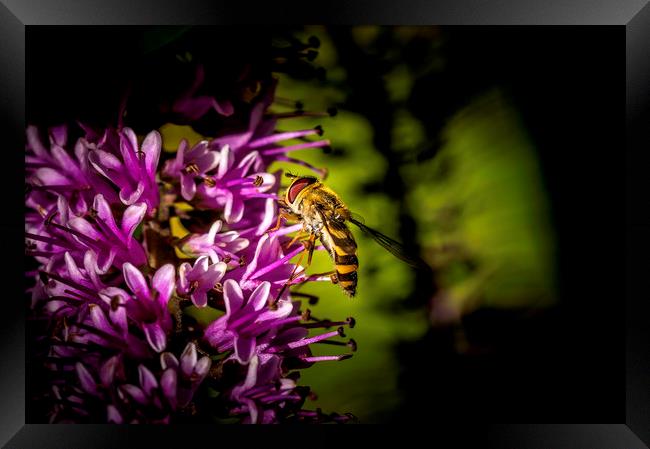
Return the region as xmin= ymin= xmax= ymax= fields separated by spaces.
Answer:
xmin=2 ymin=1 xmax=648 ymax=447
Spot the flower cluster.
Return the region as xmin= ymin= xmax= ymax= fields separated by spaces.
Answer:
xmin=26 ymin=66 xmax=355 ymax=423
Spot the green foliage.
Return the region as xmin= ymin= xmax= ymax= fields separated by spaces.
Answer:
xmin=267 ymin=27 xmax=556 ymax=421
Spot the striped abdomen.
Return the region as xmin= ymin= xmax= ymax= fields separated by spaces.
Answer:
xmin=334 ymin=251 xmax=359 ymax=297
xmin=320 ymin=221 xmax=359 ymax=297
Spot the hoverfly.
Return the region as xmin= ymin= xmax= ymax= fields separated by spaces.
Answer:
xmin=271 ymin=173 xmax=425 ymax=297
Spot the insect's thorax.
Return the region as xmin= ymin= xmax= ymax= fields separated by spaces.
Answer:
xmin=290 ymin=183 xmax=349 ymax=232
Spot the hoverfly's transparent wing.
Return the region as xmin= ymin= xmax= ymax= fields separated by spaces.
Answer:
xmin=348 ymin=217 xmax=430 ymax=270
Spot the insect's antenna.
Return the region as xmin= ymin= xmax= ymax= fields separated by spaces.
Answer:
xmin=284 ymin=171 xmax=298 ymax=179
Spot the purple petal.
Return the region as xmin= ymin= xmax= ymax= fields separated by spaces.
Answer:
xmin=121 ymin=384 xmax=148 ymax=405
xmin=216 ymin=145 xmax=232 ymax=178
xmin=203 ymin=261 xmax=227 ymax=286
xmin=239 ymin=355 xmax=259 ymax=391
xmin=63 ymin=252 xmax=84 ymax=284
xmin=96 ymin=247 xmax=116 ymax=274
xmin=177 ymin=262 xmax=192 ymax=294
xmin=194 ymin=357 xmax=211 ymax=379
xmin=195 ymin=256 xmax=209 ymax=274
xmin=214 ymin=99 xmax=234 ymax=116
xmin=234 ymin=335 xmax=256 ymax=364
xmin=75 ymin=362 xmax=99 ymax=396
xmin=180 ymin=343 xmax=198 ymax=378
xmin=107 ymin=405 xmax=123 ymax=424
xmin=160 ymin=352 xmax=179 ymax=370
xmin=245 ymin=399 xmax=259 ymax=424
xmin=143 ymin=323 xmax=167 ymax=353
xmin=119 ymin=128 xmax=140 ymax=172
xmin=160 ymin=368 xmax=177 ymax=409
xmin=256 ymin=198 xmax=276 ymax=236
xmin=109 ymin=304 xmax=128 ymax=337
xmin=119 ymin=180 xmax=145 ymax=205
xmin=180 ymin=174 xmax=196 ymax=201
xmin=152 ymin=264 xmax=175 ymax=307
xmin=194 ymin=150 xmax=220 ymax=172
xmin=248 ymin=281 xmax=271 ymax=311
xmin=223 ymin=279 xmax=244 ymax=316
xmin=120 ymin=202 xmax=146 ymax=238
xmin=51 ymin=145 xmax=81 ymax=177
xmin=191 ymin=291 xmax=208 ymax=308
xmin=49 ymin=124 xmax=67 ymax=147
xmin=224 ymin=194 xmax=244 ymax=224
xmin=68 ymin=217 xmax=102 ymax=241
xmin=174 ymin=139 xmax=188 ymax=166
xmin=89 ymin=149 xmax=122 ymax=175
xmin=35 ymin=167 xmax=69 ymax=186
xmin=26 ymin=125 xmax=48 ymax=158
xmin=256 ymin=355 xmax=281 ymax=385
xmin=99 ymin=355 xmax=120 ymax=387
xmin=138 ymin=365 xmax=159 ymax=396
xmin=257 ymin=298 xmax=293 ymax=321
xmin=123 ymin=263 xmax=150 ymax=300
xmin=89 ymin=304 xmax=113 ymax=334
xmin=142 ymin=130 xmax=162 ymax=176
xmin=207 ymin=220 xmax=222 ymax=243
xmin=236 ymin=151 xmax=261 ymax=174
xmin=83 ymin=250 xmax=104 ymax=288
xmin=93 ymin=194 xmax=120 ymax=235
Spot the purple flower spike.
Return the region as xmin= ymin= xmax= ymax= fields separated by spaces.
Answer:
xmin=239 ymin=232 xmax=305 ymax=295
xmin=89 ymin=128 xmax=161 ymax=215
xmin=204 ymin=280 xmax=293 ymax=364
xmin=162 ymin=139 xmax=220 ymax=201
xmin=26 ymin=62 xmax=356 ymax=423
xmin=67 ymin=194 xmax=148 ymax=271
xmin=121 ymin=263 xmax=176 ymax=353
xmin=193 ymin=145 xmax=277 ymax=224
xmin=230 ymin=355 xmax=301 ymax=424
xmin=177 ymin=256 xmax=227 ymax=307
xmin=159 ymin=342 xmax=212 ymax=409
xmin=178 ymin=219 xmax=249 ymax=264
xmin=26 ymin=125 xmax=119 ymax=217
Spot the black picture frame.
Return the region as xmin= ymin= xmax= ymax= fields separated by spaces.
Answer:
xmin=2 ymin=1 xmax=648 ymax=447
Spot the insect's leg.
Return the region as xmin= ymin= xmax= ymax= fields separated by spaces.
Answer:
xmin=287 ymin=230 xmax=309 ymax=248
xmin=274 ymin=244 xmax=308 ymax=303
xmin=274 ymin=236 xmax=316 ymax=302
xmin=266 ymin=214 xmax=286 ymax=234
xmin=267 ymin=207 xmax=299 ymax=233
xmin=306 ymin=233 xmax=317 ymax=266
xmin=292 ymin=270 xmax=338 ymax=287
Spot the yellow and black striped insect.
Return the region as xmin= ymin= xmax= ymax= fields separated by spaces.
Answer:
xmin=271 ymin=173 xmax=424 ymax=297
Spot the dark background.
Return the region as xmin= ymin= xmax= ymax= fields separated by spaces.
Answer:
xmin=26 ymin=26 xmax=625 ymax=423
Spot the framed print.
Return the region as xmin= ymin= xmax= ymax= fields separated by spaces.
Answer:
xmin=1 ymin=0 xmax=648 ymax=447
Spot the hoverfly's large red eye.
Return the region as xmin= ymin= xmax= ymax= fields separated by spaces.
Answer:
xmin=287 ymin=177 xmax=315 ymax=204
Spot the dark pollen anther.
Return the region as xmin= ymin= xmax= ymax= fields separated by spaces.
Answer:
xmin=253 ymin=175 xmax=264 ymax=187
